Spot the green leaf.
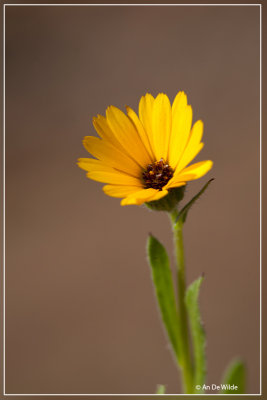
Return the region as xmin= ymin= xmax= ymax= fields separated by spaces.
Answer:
xmin=185 ymin=276 xmax=206 ymax=393
xmin=176 ymin=179 xmax=214 ymax=223
xmin=220 ymin=359 xmax=246 ymax=394
xmin=156 ymin=384 xmax=166 ymax=394
xmin=147 ymin=234 xmax=181 ymax=362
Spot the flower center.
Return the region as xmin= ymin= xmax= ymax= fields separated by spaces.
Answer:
xmin=142 ymin=158 xmax=174 ymax=190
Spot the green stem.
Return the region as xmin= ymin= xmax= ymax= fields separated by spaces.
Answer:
xmin=169 ymin=209 xmax=194 ymax=394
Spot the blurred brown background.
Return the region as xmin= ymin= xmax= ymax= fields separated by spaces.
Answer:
xmin=4 ymin=3 xmax=260 ymax=395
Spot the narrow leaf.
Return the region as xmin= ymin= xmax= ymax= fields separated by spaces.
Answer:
xmin=147 ymin=234 xmax=181 ymax=362
xmin=176 ymin=178 xmax=214 ymax=223
xmin=156 ymin=384 xmax=166 ymax=394
xmin=220 ymin=359 xmax=246 ymax=394
xmin=185 ymin=276 xmax=206 ymax=393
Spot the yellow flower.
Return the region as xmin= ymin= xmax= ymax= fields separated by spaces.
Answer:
xmin=78 ymin=92 xmax=213 ymax=206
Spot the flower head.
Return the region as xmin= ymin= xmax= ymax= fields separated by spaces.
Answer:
xmin=78 ymin=92 xmax=213 ymax=206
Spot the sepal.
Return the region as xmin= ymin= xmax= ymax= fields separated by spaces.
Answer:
xmin=145 ymin=186 xmax=186 ymax=212
xmin=176 ymin=179 xmax=214 ymax=223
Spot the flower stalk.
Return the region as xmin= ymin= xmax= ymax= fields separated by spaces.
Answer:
xmin=170 ymin=210 xmax=194 ymax=394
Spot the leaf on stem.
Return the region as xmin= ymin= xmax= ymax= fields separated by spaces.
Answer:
xmin=156 ymin=384 xmax=166 ymax=394
xmin=185 ymin=276 xmax=206 ymax=393
xmin=147 ymin=234 xmax=181 ymax=362
xmin=220 ymin=359 xmax=246 ymax=394
xmin=176 ymin=179 xmax=214 ymax=223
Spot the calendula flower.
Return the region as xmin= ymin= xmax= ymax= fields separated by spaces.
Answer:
xmin=78 ymin=92 xmax=213 ymax=206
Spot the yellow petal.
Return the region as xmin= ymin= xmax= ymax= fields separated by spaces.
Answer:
xmin=172 ymin=91 xmax=187 ymax=116
xmin=166 ymin=160 xmax=213 ymax=189
xmin=83 ymin=136 xmax=140 ymax=177
xmin=121 ymin=188 xmax=169 ymax=206
xmin=121 ymin=188 xmax=158 ymax=206
xmin=77 ymin=158 xmax=115 ymax=173
xmin=179 ymin=160 xmax=213 ymax=178
xmin=146 ymin=189 xmax=169 ymax=203
xmin=176 ymin=143 xmax=204 ymax=175
xmin=163 ymin=180 xmax=186 ymax=190
xmin=138 ymin=93 xmax=156 ymax=159
xmin=176 ymin=120 xmax=204 ymax=173
xmin=103 ymin=185 xmax=141 ymax=198
xmin=168 ymin=92 xmax=192 ymax=169
xmin=87 ymin=170 xmax=143 ymax=186
xmin=152 ymin=93 xmax=172 ymax=161
xmin=93 ymin=114 xmax=125 ymax=152
xmin=106 ymin=106 xmax=151 ymax=168
xmin=126 ymin=106 xmax=154 ymax=160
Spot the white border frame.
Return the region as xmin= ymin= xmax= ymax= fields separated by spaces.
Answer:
xmin=2 ymin=3 xmax=262 ymax=397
